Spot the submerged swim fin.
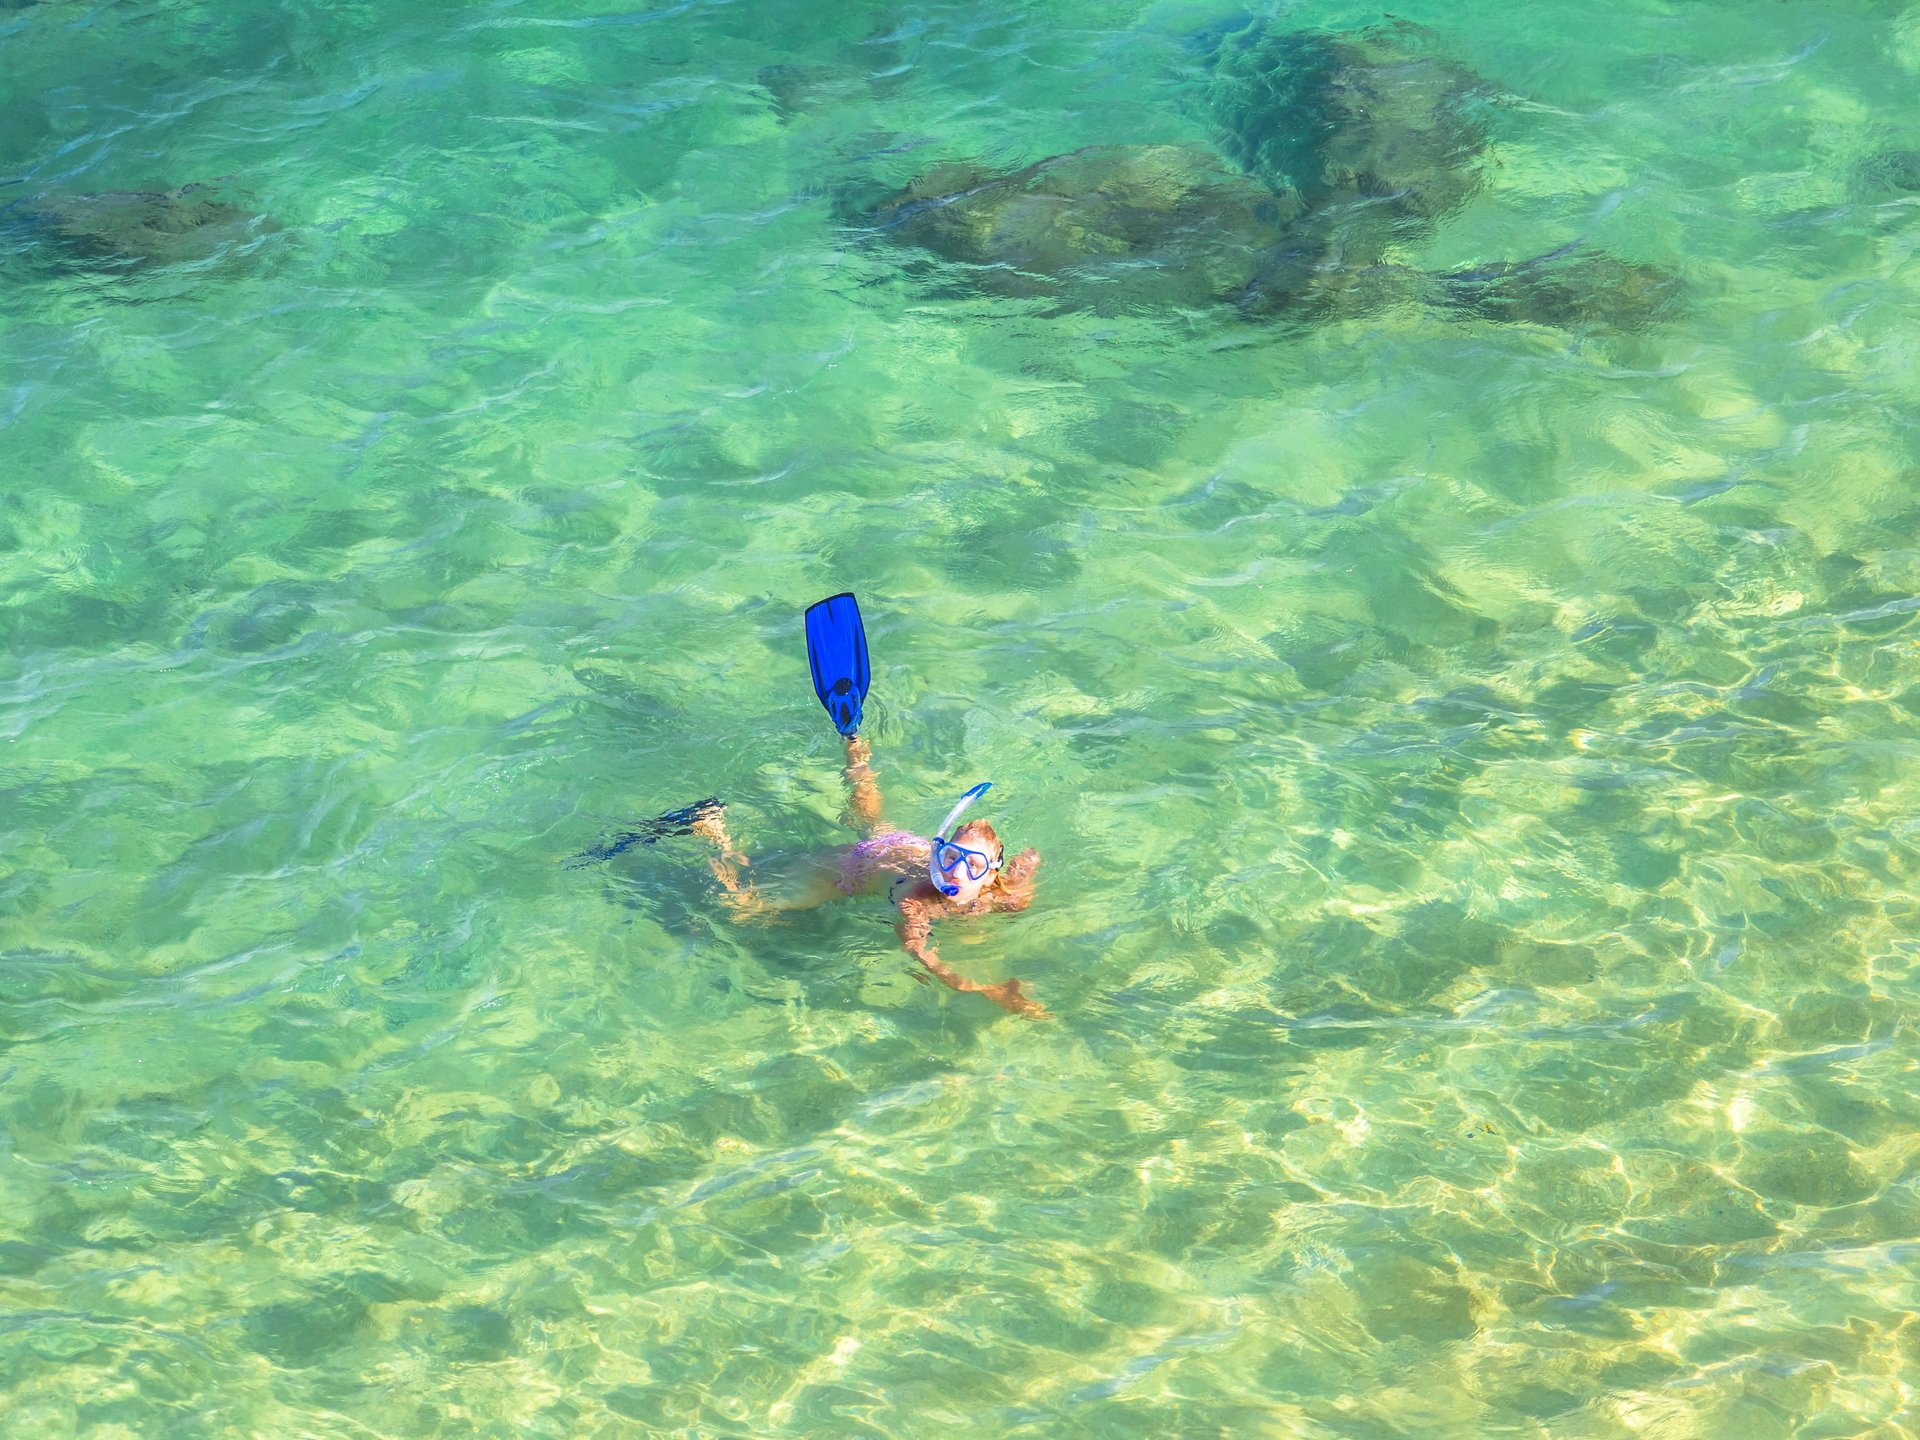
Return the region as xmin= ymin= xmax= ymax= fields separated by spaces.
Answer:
xmin=804 ymin=592 xmax=870 ymax=736
xmin=570 ymin=797 xmax=724 ymax=865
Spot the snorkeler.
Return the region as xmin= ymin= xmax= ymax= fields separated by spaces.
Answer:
xmin=581 ymin=593 xmax=1047 ymax=1019
xmin=700 ymin=740 xmax=1046 ymax=1019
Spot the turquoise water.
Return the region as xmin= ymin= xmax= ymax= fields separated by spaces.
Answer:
xmin=5 ymin=0 xmax=1920 ymax=1432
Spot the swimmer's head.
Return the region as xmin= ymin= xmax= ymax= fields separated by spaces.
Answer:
xmin=935 ymin=818 xmax=1004 ymax=904
xmin=930 ymin=780 xmax=998 ymax=900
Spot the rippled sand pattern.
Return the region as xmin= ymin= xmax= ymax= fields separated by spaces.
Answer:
xmin=5 ymin=0 xmax=1920 ymax=1434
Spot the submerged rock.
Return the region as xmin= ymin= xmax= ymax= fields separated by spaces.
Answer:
xmin=1200 ymin=18 xmax=1488 ymax=253
xmin=1433 ymin=242 xmax=1679 ymax=331
xmin=854 ymin=19 xmax=1674 ymax=331
xmin=862 ymin=144 xmax=1290 ymax=307
xmin=5 ymin=182 xmax=280 ymax=273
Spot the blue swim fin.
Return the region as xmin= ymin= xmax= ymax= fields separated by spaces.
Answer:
xmin=804 ymin=592 xmax=870 ymax=736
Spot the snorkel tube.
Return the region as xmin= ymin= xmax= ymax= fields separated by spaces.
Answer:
xmin=930 ymin=781 xmax=994 ymax=896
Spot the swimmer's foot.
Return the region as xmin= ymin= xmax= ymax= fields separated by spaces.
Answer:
xmin=568 ymin=796 xmax=726 ymax=866
xmin=644 ymin=796 xmax=725 ymax=841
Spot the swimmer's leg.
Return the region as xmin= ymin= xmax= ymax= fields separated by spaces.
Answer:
xmin=690 ymin=810 xmax=842 ymax=920
xmin=689 ymin=804 xmax=748 ymax=873
xmin=843 ymin=734 xmax=885 ymax=836
xmin=715 ymin=865 xmax=843 ymax=920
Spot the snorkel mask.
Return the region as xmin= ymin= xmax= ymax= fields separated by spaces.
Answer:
xmin=930 ymin=781 xmax=999 ymax=897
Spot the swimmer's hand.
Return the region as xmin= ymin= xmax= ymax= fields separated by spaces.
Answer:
xmin=985 ymin=848 xmax=1041 ymax=913
xmin=979 ymin=977 xmax=1051 ymax=1020
xmin=905 ymin=966 xmax=1051 ymax=1019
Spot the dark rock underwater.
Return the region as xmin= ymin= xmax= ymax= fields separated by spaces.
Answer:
xmin=1 ymin=181 xmax=281 ymax=277
xmin=850 ymin=18 xmax=1677 ymax=332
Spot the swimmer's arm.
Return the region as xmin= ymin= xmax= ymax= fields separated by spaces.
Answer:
xmin=896 ymin=892 xmax=1048 ymax=1019
xmin=843 ymin=734 xmax=884 ymax=835
xmin=989 ymin=849 xmax=1041 ymax=913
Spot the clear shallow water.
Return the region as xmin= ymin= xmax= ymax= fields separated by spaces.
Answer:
xmin=3 ymin=0 xmax=1920 ymax=1433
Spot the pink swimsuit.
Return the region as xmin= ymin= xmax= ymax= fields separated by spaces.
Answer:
xmin=836 ymin=831 xmax=928 ymax=897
